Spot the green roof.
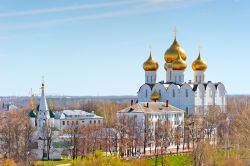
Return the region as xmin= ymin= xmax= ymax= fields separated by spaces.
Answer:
xmin=50 ymin=110 xmax=55 ymax=118
xmin=52 ymin=141 xmax=70 ymax=148
xmin=28 ymin=110 xmax=36 ymax=118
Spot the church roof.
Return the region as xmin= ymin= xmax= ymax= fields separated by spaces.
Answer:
xmin=55 ymin=110 xmax=103 ymax=119
xmin=117 ymin=102 xmax=185 ymax=113
xmin=49 ymin=110 xmax=55 ymax=118
xmin=139 ymin=81 xmax=224 ymax=94
xmin=39 ymin=82 xmax=49 ymax=112
xmin=28 ymin=110 xmax=36 ymax=118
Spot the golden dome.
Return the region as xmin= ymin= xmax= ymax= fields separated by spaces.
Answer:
xmin=164 ymin=38 xmax=186 ymax=63
xmin=151 ymin=90 xmax=161 ymax=101
xmin=192 ymin=52 xmax=207 ymax=71
xmin=172 ymin=52 xmax=187 ymax=70
xmin=143 ymin=52 xmax=159 ymax=71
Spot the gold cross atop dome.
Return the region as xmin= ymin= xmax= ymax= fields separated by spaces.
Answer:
xmin=173 ymin=27 xmax=177 ymax=39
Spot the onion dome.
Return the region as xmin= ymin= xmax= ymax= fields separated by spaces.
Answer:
xmin=49 ymin=110 xmax=55 ymax=118
xmin=172 ymin=52 xmax=187 ymax=70
xmin=192 ymin=52 xmax=207 ymax=71
xmin=151 ymin=90 xmax=161 ymax=101
xmin=143 ymin=52 xmax=159 ymax=71
xmin=28 ymin=110 xmax=36 ymax=118
xmin=164 ymin=37 xmax=186 ymax=63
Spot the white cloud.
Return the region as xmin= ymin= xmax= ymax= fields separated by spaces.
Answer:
xmin=0 ymin=0 xmax=210 ymax=30
xmin=0 ymin=0 xmax=144 ymax=17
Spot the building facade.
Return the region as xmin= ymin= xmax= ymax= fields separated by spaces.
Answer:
xmin=117 ymin=101 xmax=185 ymax=151
xmin=54 ymin=110 xmax=104 ymax=130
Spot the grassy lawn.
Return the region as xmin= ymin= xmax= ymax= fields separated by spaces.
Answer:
xmin=35 ymin=158 xmax=71 ymax=166
xmin=146 ymin=154 xmax=192 ymax=166
xmin=35 ymin=150 xmax=249 ymax=166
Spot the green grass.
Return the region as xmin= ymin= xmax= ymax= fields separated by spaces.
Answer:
xmin=36 ymin=158 xmax=71 ymax=166
xmin=146 ymin=154 xmax=192 ymax=166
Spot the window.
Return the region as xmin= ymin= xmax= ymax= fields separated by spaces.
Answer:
xmin=151 ymin=76 xmax=152 ymax=82
xmin=82 ymin=120 xmax=85 ymax=123
xmin=170 ymin=71 xmax=172 ymax=80
xmin=186 ymin=89 xmax=188 ymax=97
xmin=146 ymin=90 xmax=148 ymax=98
xmin=186 ymin=107 xmax=189 ymax=114
xmin=67 ymin=121 xmax=69 ymax=125
xmin=72 ymin=121 xmax=74 ymax=125
xmin=89 ymin=120 xmax=92 ymax=124
xmin=98 ymin=120 xmax=101 ymax=124
xmin=179 ymin=75 xmax=181 ymax=82
xmin=94 ymin=120 xmax=96 ymax=124
xmin=173 ymin=89 xmax=175 ymax=97
xmin=175 ymin=76 xmax=177 ymax=82
xmin=76 ymin=121 xmax=79 ymax=125
xmin=62 ymin=121 xmax=65 ymax=125
xmin=159 ymin=90 xmax=161 ymax=96
xmin=147 ymin=76 xmax=148 ymax=83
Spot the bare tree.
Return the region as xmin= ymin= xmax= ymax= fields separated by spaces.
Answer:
xmin=0 ymin=109 xmax=35 ymax=165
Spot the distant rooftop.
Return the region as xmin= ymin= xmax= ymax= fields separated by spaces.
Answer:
xmin=55 ymin=109 xmax=103 ymax=119
xmin=117 ymin=102 xmax=185 ymax=113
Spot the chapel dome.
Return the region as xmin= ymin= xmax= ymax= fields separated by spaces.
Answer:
xmin=143 ymin=52 xmax=159 ymax=71
xmin=151 ymin=90 xmax=161 ymax=101
xmin=164 ymin=37 xmax=186 ymax=63
xmin=192 ymin=52 xmax=207 ymax=71
xmin=172 ymin=52 xmax=187 ymax=70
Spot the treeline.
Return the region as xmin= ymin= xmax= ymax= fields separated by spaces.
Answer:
xmin=0 ymin=96 xmax=250 ymax=165
xmin=0 ymin=109 xmax=35 ymax=165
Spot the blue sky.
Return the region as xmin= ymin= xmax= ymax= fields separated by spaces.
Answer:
xmin=0 ymin=0 xmax=249 ymax=96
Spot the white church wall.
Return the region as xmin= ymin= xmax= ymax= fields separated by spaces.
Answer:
xmin=194 ymin=84 xmax=206 ymax=114
xmin=205 ymin=83 xmax=216 ymax=106
xmin=173 ymin=70 xmax=184 ymax=84
xmin=215 ymin=83 xmax=227 ymax=112
xmin=145 ymin=71 xmax=157 ymax=84
xmin=138 ymin=84 xmax=152 ymax=102
xmin=30 ymin=118 xmax=36 ymax=127
xmin=166 ymin=84 xmax=180 ymax=107
xmin=179 ymin=84 xmax=195 ymax=114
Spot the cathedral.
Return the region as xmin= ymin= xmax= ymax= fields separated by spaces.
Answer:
xmin=137 ymin=33 xmax=227 ymax=115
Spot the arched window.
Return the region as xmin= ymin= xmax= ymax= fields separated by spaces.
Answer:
xmin=145 ymin=90 xmax=148 ymax=98
xmin=159 ymin=89 xmax=161 ymax=96
xmin=185 ymin=89 xmax=188 ymax=97
xmin=151 ymin=76 xmax=152 ymax=82
xmin=173 ymin=89 xmax=175 ymax=98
